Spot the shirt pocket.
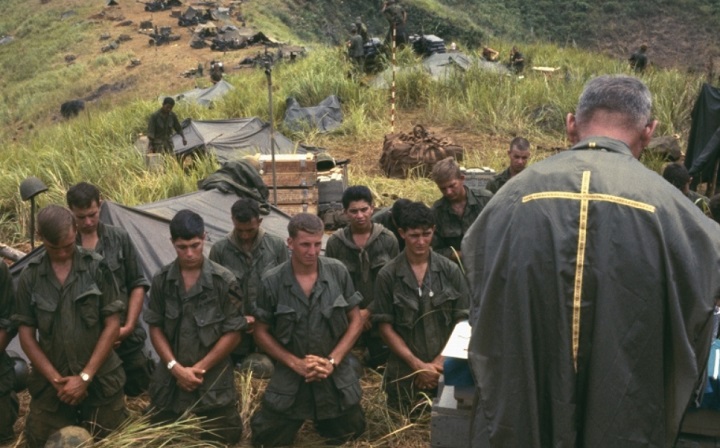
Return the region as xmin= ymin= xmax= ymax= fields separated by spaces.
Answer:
xmin=430 ymin=290 xmax=458 ymax=326
xmin=263 ymin=366 xmax=300 ymax=413
xmin=75 ymin=285 xmax=102 ymax=328
xmin=105 ymin=252 xmax=127 ymax=295
xmin=194 ymin=305 xmax=226 ymax=348
xmin=31 ymin=293 xmax=57 ymax=336
xmin=163 ymin=300 xmax=181 ymax=341
xmin=321 ymin=295 xmax=350 ymax=340
xmin=273 ymin=304 xmax=297 ymax=346
xmin=392 ymin=292 xmax=418 ymax=329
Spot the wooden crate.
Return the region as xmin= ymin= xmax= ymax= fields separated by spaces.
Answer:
xmin=268 ymin=187 xmax=316 ymax=204
xmin=261 ymin=171 xmax=315 ymax=187
xmin=259 ymin=154 xmax=318 ymax=188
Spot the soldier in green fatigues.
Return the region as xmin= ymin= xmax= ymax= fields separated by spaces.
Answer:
xmin=67 ymin=182 xmax=153 ymax=397
xmin=430 ymin=157 xmax=492 ymax=263
xmin=326 ymin=186 xmax=399 ymax=368
xmin=0 ymin=262 xmax=18 ymax=444
xmin=147 ymin=97 xmax=187 ymax=153
xmin=251 ymin=213 xmax=366 ymax=447
xmin=145 ymin=210 xmax=247 ymax=445
xmin=373 ymin=202 xmax=470 ymax=413
xmin=13 ymin=205 xmax=128 ymax=448
xmin=354 ymin=16 xmax=368 ymax=43
xmin=209 ymin=198 xmax=288 ymax=364
xmin=347 ymin=25 xmax=365 ymax=73
xmin=486 ymin=137 xmax=531 ymax=194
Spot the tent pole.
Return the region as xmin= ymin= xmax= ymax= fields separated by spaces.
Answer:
xmin=711 ymin=158 xmax=720 ymax=197
xmin=265 ymin=63 xmax=278 ymax=206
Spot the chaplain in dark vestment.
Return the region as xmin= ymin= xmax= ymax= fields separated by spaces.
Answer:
xmin=464 ymin=75 xmax=720 ymax=448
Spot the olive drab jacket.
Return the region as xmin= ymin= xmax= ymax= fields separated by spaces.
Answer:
xmin=325 ymin=223 xmax=399 ymax=309
xmin=464 ymin=137 xmax=720 ymax=448
xmin=372 ymin=251 xmax=469 ymax=381
xmin=255 ymin=257 xmax=363 ymax=420
xmin=431 ymin=185 xmax=492 ymax=260
xmin=144 ymin=259 xmax=247 ymax=414
xmin=209 ymin=228 xmax=288 ymax=315
xmin=147 ymin=108 xmax=183 ymax=152
xmin=13 ymin=249 xmax=126 ymax=407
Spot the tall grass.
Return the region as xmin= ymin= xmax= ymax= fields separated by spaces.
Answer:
xmin=0 ymin=39 xmax=709 ymax=243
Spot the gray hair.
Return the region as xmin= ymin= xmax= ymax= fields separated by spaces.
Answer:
xmin=575 ymin=75 xmax=652 ymax=131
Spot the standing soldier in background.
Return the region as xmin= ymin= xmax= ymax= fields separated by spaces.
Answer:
xmin=486 ymin=137 xmax=531 ymax=193
xmin=382 ymin=0 xmax=408 ymax=48
xmin=354 ymin=16 xmax=368 ymax=43
xmin=347 ymin=25 xmax=366 ymax=74
xmin=431 ymin=157 xmax=492 ymax=264
xmin=629 ymin=44 xmax=648 ymax=73
xmin=0 ymin=261 xmax=17 ymax=444
xmin=66 ymin=182 xmax=153 ymax=397
xmin=209 ymin=198 xmax=288 ymax=374
xmin=147 ymin=97 xmax=187 ymax=153
xmin=14 ymin=205 xmax=127 ymax=448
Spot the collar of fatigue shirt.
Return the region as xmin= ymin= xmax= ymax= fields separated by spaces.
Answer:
xmin=399 ymin=250 xmax=442 ymax=290
xmin=167 ymin=257 xmax=215 ymax=300
xmin=228 ymin=227 xmax=266 ymax=256
xmin=570 ymin=136 xmax=633 ymax=157
xmin=280 ymin=258 xmax=329 ymax=306
xmin=35 ymin=248 xmax=88 ymax=290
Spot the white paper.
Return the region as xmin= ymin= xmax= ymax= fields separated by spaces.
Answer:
xmin=441 ymin=320 xmax=472 ymax=359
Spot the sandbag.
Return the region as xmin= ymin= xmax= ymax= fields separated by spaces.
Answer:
xmin=379 ymin=125 xmax=464 ymax=178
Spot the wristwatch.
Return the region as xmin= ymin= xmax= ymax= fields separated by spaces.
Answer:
xmin=327 ymin=357 xmax=335 ymax=366
xmin=80 ymin=372 xmax=91 ymax=383
xmin=167 ymin=359 xmax=178 ymax=370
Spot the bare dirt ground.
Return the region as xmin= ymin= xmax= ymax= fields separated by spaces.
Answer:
xmin=75 ymin=1 xmax=269 ymax=108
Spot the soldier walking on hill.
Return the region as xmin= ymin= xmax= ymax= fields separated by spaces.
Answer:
xmin=147 ymin=97 xmax=186 ymax=154
xmin=629 ymin=44 xmax=648 ymax=73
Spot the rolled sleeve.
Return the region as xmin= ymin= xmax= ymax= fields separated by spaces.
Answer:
xmin=125 ymin=239 xmax=150 ymax=292
xmin=13 ymin=271 xmax=37 ymax=328
xmin=101 ymin=299 xmax=125 ymax=318
xmin=144 ymin=274 xmax=166 ymax=326
xmin=345 ymin=291 xmax=363 ymax=310
xmin=254 ymin=278 xmax=275 ymax=324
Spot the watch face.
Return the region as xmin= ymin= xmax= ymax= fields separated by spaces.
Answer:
xmin=80 ymin=373 xmax=90 ymax=382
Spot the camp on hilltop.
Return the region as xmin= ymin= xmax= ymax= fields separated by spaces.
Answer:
xmin=3 ymin=0 xmax=720 ymax=446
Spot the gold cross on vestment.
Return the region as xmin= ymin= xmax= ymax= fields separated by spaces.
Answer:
xmin=521 ymin=170 xmax=656 ymax=372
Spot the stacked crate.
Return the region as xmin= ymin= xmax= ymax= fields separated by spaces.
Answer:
xmin=259 ymin=154 xmax=318 ymax=216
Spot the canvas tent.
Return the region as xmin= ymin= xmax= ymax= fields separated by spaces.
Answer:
xmin=172 ymin=117 xmax=304 ymax=162
xmin=283 ymin=95 xmax=343 ymax=133
xmin=173 ymin=79 xmax=234 ymax=106
xmin=685 ymin=84 xmax=720 ymax=186
xmin=372 ymin=52 xmax=508 ymax=88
